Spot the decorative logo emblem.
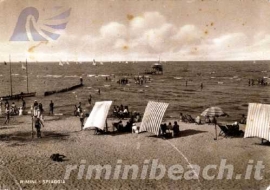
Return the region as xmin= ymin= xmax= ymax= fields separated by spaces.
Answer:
xmin=10 ymin=7 xmax=71 ymax=41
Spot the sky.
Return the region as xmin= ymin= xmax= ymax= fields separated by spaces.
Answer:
xmin=1 ymin=0 xmax=270 ymax=62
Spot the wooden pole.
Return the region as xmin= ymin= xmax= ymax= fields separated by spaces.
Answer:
xmin=26 ymin=59 xmax=29 ymax=93
xmin=9 ymin=55 xmax=13 ymax=96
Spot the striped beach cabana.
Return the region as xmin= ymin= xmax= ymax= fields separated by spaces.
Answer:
xmin=244 ymin=103 xmax=270 ymax=142
xmin=139 ymin=101 xmax=169 ymax=136
xmin=83 ymin=101 xmax=112 ymax=130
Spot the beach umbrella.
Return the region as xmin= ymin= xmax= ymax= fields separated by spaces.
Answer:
xmin=201 ymin=107 xmax=226 ymax=117
xmin=201 ymin=107 xmax=226 ymax=140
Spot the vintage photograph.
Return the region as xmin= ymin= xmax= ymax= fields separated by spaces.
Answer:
xmin=0 ymin=0 xmax=269 ymax=189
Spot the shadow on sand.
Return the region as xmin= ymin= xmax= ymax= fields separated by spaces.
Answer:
xmin=148 ymin=129 xmax=207 ymax=139
xmin=0 ymin=131 xmax=69 ymax=144
xmin=255 ymin=140 xmax=270 ymax=146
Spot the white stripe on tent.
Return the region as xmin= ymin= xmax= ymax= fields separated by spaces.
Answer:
xmin=139 ymin=101 xmax=169 ymax=136
xmin=83 ymin=101 xmax=112 ymax=130
xmin=244 ymin=103 xmax=270 ymax=141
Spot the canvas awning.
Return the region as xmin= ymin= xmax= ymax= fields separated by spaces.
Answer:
xmin=139 ymin=101 xmax=169 ymax=136
xmin=244 ymin=103 xmax=270 ymax=141
xmin=83 ymin=101 xmax=112 ymax=130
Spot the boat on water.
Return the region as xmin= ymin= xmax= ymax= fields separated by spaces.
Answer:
xmin=93 ymin=59 xmax=96 ymax=66
xmin=1 ymin=57 xmax=36 ymax=100
xmin=144 ymin=57 xmax=163 ymax=75
xmin=1 ymin=92 xmax=36 ymax=100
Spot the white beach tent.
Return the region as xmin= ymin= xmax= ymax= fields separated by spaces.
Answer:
xmin=244 ymin=103 xmax=270 ymax=141
xmin=139 ymin=101 xmax=169 ymax=136
xmin=83 ymin=101 xmax=112 ymax=130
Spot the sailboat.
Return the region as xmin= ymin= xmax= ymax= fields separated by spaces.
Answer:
xmin=59 ymin=60 xmax=64 ymax=66
xmin=21 ymin=62 xmax=26 ymax=70
xmin=92 ymin=59 xmax=96 ymax=66
xmin=0 ymin=57 xmax=36 ymax=100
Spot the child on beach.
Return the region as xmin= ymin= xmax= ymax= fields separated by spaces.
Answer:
xmin=34 ymin=116 xmax=44 ymax=138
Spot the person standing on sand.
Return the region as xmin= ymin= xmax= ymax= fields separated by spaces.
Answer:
xmin=4 ymin=106 xmax=10 ymax=125
xmin=22 ymin=98 xmax=26 ymax=110
xmin=88 ymin=95 xmax=92 ymax=105
xmin=38 ymin=103 xmax=44 ymax=121
xmin=49 ymin=100 xmax=54 ymax=115
xmin=79 ymin=109 xmax=85 ymax=130
xmin=74 ymin=105 xmax=78 ymax=116
xmin=201 ymin=83 xmax=203 ymax=91
xmin=172 ymin=121 xmax=180 ymax=137
xmin=98 ymin=88 xmax=101 ymax=95
xmin=34 ymin=116 xmax=44 ymax=138
xmin=186 ymin=80 xmax=188 ymax=87
xmin=80 ymin=77 xmax=83 ymax=85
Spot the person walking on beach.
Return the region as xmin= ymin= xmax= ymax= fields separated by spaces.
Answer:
xmin=49 ymin=100 xmax=54 ymax=115
xmin=22 ymin=98 xmax=26 ymax=110
xmin=186 ymin=80 xmax=188 ymax=87
xmin=4 ymin=106 xmax=10 ymax=125
xmin=88 ymin=95 xmax=92 ymax=105
xmin=80 ymin=77 xmax=83 ymax=85
xmin=200 ymin=83 xmax=203 ymax=91
xmin=79 ymin=109 xmax=85 ymax=130
xmin=34 ymin=116 xmax=44 ymax=138
xmin=98 ymin=88 xmax=101 ymax=95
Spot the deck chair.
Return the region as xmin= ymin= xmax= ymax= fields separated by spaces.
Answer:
xmin=186 ymin=115 xmax=195 ymax=123
xmin=218 ymin=124 xmax=229 ymax=138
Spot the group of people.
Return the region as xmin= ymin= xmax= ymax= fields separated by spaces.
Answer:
xmin=160 ymin=121 xmax=180 ymax=138
xmin=117 ymin=78 xmax=129 ymax=85
xmin=1 ymin=98 xmax=26 ymax=125
xmin=134 ymin=75 xmax=150 ymax=85
xmin=113 ymin=105 xmax=130 ymax=119
xmin=249 ymin=78 xmax=268 ymax=86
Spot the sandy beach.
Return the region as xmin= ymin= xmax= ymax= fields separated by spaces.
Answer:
xmin=0 ymin=115 xmax=269 ymax=190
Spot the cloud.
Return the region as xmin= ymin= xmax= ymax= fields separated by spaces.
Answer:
xmin=2 ymin=10 xmax=270 ymax=61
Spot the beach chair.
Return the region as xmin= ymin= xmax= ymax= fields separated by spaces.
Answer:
xmin=218 ymin=124 xmax=229 ymax=138
xmin=186 ymin=115 xmax=195 ymax=123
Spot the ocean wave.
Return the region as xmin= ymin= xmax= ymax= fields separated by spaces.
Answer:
xmin=87 ymin=74 xmax=95 ymax=77
xmin=46 ymin=75 xmax=62 ymax=78
xmin=64 ymin=75 xmax=78 ymax=78
xmin=174 ymin=77 xmax=183 ymax=80
xmin=37 ymin=75 xmax=63 ymax=78
xmin=11 ymin=74 xmax=19 ymax=76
